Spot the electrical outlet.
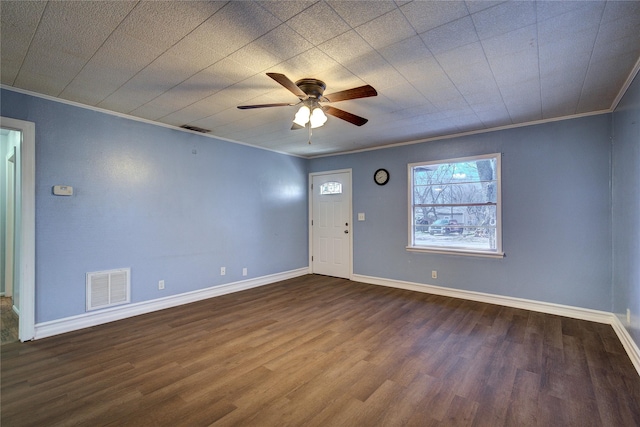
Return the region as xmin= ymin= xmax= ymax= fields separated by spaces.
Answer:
xmin=432 ymin=270 xmax=437 ymax=279
xmin=627 ymin=308 xmax=631 ymax=324
xmin=242 ymin=268 xmax=247 ymax=276
xmin=220 ymin=267 xmax=226 ymax=276
xmin=158 ymin=280 xmax=165 ymax=290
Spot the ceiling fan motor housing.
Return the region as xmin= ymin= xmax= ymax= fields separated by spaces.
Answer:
xmin=295 ymin=78 xmax=326 ymax=99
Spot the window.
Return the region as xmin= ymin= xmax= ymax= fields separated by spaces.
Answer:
xmin=408 ymin=153 xmax=503 ymax=257
xmin=320 ymin=181 xmax=342 ymax=195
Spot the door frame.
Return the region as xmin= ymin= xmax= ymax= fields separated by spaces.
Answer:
xmin=1 ymin=117 xmax=35 ymax=341
xmin=5 ymin=147 xmax=16 ymax=298
xmin=308 ymin=169 xmax=353 ymax=279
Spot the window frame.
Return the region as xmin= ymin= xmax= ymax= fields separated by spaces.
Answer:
xmin=407 ymin=153 xmax=504 ymax=258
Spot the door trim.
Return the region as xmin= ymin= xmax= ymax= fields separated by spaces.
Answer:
xmin=1 ymin=117 xmax=35 ymax=341
xmin=308 ymin=169 xmax=353 ymax=279
xmin=5 ymin=147 xmax=16 ymax=299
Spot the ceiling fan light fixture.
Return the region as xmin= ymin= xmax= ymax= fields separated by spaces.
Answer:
xmin=293 ymin=105 xmax=311 ymax=126
xmin=310 ymin=107 xmax=327 ymax=128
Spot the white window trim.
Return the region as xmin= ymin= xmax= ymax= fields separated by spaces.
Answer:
xmin=407 ymin=153 xmax=504 ymax=258
xmin=405 ymin=246 xmax=505 ymax=258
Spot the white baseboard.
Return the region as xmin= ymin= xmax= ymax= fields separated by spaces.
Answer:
xmin=352 ymin=274 xmax=640 ymax=377
xmin=611 ymin=314 xmax=640 ymax=376
xmin=32 ymin=269 xmax=640 ymax=378
xmin=34 ymin=268 xmax=308 ymax=340
xmin=352 ymin=274 xmax=613 ymax=323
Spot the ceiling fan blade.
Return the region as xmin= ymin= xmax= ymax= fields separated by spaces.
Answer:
xmin=267 ymin=72 xmax=307 ymax=99
xmin=237 ymin=103 xmax=295 ymax=110
xmin=291 ymin=122 xmax=305 ymax=130
xmin=323 ymin=106 xmax=369 ymax=126
xmin=322 ymin=85 xmax=377 ymax=103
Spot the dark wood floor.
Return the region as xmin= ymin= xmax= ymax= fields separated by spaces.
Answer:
xmin=2 ymin=275 xmax=639 ymax=426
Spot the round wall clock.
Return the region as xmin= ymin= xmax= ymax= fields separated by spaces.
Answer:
xmin=374 ymin=168 xmax=390 ymax=186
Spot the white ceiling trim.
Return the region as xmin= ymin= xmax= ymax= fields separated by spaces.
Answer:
xmin=2 ymin=83 xmax=617 ymax=160
xmin=0 ymin=84 xmax=304 ymax=158
xmin=308 ymin=108 xmax=613 ymax=159
xmin=610 ymin=56 xmax=640 ymax=112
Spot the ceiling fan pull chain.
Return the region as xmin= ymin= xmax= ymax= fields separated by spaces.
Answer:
xmin=308 ymin=123 xmax=312 ymax=144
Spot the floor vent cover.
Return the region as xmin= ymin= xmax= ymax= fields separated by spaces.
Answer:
xmin=86 ymin=268 xmax=130 ymax=311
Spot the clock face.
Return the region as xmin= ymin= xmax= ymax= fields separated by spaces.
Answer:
xmin=374 ymin=168 xmax=389 ymax=185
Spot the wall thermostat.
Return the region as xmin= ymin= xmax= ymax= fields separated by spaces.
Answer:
xmin=53 ymin=185 xmax=73 ymax=196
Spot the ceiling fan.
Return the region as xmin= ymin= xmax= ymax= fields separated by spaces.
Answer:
xmin=237 ymin=73 xmax=377 ymax=130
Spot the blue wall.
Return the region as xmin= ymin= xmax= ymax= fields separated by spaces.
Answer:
xmin=613 ymin=73 xmax=640 ymax=345
xmin=0 ymin=85 xmax=630 ymax=332
xmin=310 ymin=115 xmax=613 ymax=311
xmin=1 ymin=89 xmax=309 ymax=323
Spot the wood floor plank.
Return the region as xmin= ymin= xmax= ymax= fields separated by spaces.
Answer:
xmin=504 ymin=368 xmax=541 ymax=426
xmin=377 ymin=373 xmax=437 ymax=426
xmin=2 ymin=275 xmax=639 ymax=426
xmin=440 ymin=394 xmax=480 ymax=427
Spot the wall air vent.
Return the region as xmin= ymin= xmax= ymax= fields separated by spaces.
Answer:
xmin=180 ymin=125 xmax=211 ymax=133
xmin=86 ymin=268 xmax=131 ymax=311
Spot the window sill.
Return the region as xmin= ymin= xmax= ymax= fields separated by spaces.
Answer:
xmin=406 ymin=246 xmax=505 ymax=258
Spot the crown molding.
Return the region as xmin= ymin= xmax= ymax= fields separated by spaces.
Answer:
xmin=0 ymin=85 xmax=305 ymax=158
xmin=611 ymin=56 xmax=640 ymax=111
xmin=309 ymin=109 xmax=611 ymax=159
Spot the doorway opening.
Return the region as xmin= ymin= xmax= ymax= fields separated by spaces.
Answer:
xmin=1 ymin=117 xmax=35 ymax=342
xmin=2 ymin=130 xmax=19 ymax=343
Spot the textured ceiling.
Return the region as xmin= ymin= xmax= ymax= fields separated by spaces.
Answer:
xmin=2 ymin=1 xmax=639 ymax=157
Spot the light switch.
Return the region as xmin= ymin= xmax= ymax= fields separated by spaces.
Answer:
xmin=53 ymin=185 xmax=73 ymax=196
xmin=358 ymin=213 xmax=365 ymax=221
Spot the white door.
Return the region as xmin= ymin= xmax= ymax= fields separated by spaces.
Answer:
xmin=311 ymin=171 xmax=351 ymax=278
